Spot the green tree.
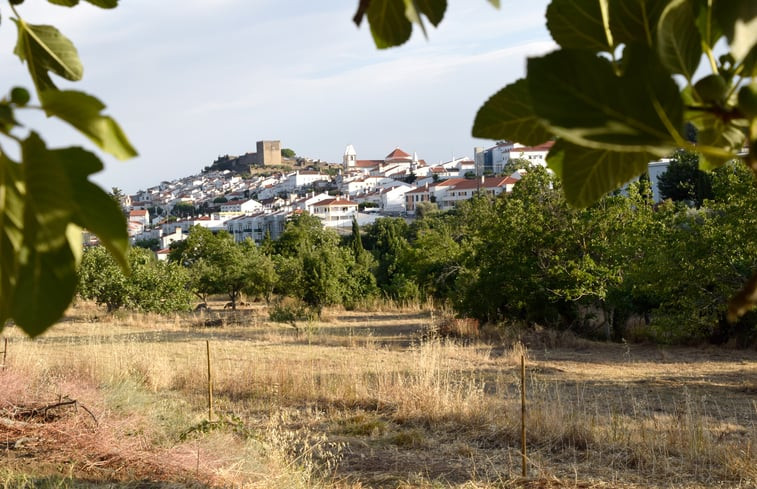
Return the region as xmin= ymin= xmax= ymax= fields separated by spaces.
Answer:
xmin=502 ymin=157 xmax=532 ymax=175
xmin=244 ymin=248 xmax=278 ymax=304
xmin=110 ymin=187 xmax=125 ymax=207
xmin=281 ymin=148 xmax=296 ymax=158
xmin=133 ymin=238 xmax=160 ymax=251
xmin=78 ymin=246 xmax=129 ymax=313
xmin=78 ymin=246 xmax=192 ymax=314
xmin=344 ymin=217 xmax=379 ymax=307
xmin=363 ymin=218 xmax=414 ymax=302
xmin=658 ymin=149 xmax=714 ymax=206
xmin=125 ymin=248 xmax=193 ymax=314
xmin=169 ymin=226 xmax=249 ymax=309
xmin=171 ymin=203 xmax=196 ymax=218
xmin=273 ymin=213 xmax=357 ymax=314
xmin=404 ymin=217 xmax=463 ymax=301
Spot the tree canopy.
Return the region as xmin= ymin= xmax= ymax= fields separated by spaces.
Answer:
xmin=355 ymin=0 xmax=757 ymax=321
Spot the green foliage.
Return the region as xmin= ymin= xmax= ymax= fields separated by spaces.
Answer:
xmin=358 ymin=0 xmax=757 ymax=322
xmin=78 ymin=246 xmax=192 ymax=314
xmin=171 ymin=202 xmax=196 ymax=218
xmin=274 ymin=214 xmax=357 ymax=313
xmin=0 ymin=2 xmax=134 ymax=336
xmin=657 ymin=149 xmax=714 ymax=205
xmin=268 ymin=297 xmax=316 ymax=328
xmin=281 ymin=148 xmax=296 ymax=158
xmin=363 ymin=218 xmax=413 ymax=301
xmin=133 ymin=237 xmax=160 ymax=251
xmin=169 ymin=227 xmax=250 ymax=309
xmin=354 ymin=0 xmax=497 ymax=48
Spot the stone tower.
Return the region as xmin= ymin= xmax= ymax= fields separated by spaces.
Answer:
xmin=254 ymin=140 xmax=281 ymax=166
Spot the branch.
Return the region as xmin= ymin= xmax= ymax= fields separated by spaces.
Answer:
xmin=353 ymin=0 xmax=371 ymax=26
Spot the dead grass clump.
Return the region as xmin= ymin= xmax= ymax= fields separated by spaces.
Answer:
xmin=0 ymin=370 xmax=32 ymax=409
xmin=435 ymin=317 xmax=480 ymax=340
xmin=387 ymin=428 xmax=426 ymax=448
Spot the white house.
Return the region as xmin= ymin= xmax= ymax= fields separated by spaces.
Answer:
xmin=128 ymin=209 xmax=150 ymax=227
xmin=438 ymin=176 xmax=517 ymax=211
xmin=220 ymin=198 xmax=263 ymax=214
xmin=474 ymin=141 xmax=554 ymax=175
xmin=291 ymin=192 xmax=332 ymax=213
xmin=160 ymin=215 xmax=228 ymax=235
xmin=310 ymin=197 xmax=358 ymax=228
xmin=380 ymin=184 xmax=413 ymax=213
xmin=405 ymin=176 xmax=517 ymax=214
xmin=280 ymin=170 xmax=330 ymax=192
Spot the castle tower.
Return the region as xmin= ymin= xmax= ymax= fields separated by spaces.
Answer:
xmin=343 ymin=144 xmax=357 ymax=169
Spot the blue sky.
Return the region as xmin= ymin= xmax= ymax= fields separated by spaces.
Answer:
xmin=2 ymin=1 xmax=554 ymax=193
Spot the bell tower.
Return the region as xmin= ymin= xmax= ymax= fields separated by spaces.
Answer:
xmin=343 ymin=144 xmax=357 ymax=169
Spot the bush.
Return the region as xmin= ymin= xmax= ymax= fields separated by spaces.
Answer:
xmin=268 ymin=298 xmax=316 ymax=330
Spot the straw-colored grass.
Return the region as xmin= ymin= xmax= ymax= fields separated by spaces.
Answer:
xmin=0 ymin=301 xmax=755 ymax=488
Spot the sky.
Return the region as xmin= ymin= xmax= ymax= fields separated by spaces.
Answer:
xmin=1 ymin=0 xmax=555 ymax=194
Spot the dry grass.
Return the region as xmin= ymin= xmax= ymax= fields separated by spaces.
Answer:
xmin=0 ymin=302 xmax=755 ymax=488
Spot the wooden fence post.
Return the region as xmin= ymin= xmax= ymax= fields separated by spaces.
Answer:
xmin=521 ymin=354 xmax=527 ymax=478
xmin=1 ymin=337 xmax=7 ymax=370
xmin=206 ymin=340 xmax=214 ymax=422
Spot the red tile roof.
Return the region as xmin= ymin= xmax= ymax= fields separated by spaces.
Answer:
xmin=355 ymin=159 xmax=383 ymax=168
xmin=385 ymin=148 xmax=411 ymax=160
xmin=511 ymin=141 xmax=555 ymax=153
xmin=450 ymin=176 xmax=516 ymax=190
xmin=312 ymin=198 xmax=358 ymax=207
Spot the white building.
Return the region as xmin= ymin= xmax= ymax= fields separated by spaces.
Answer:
xmin=310 ymin=197 xmax=358 ymax=229
xmin=220 ymin=198 xmax=263 ymax=214
xmin=224 ymin=211 xmax=289 ymax=244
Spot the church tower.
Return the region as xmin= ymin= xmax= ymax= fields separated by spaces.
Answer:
xmin=343 ymin=144 xmax=357 ymax=169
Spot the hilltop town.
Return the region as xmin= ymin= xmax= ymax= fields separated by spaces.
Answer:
xmin=114 ymin=139 xmax=559 ymax=255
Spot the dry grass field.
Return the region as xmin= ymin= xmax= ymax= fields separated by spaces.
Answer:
xmin=0 ymin=301 xmax=756 ymax=488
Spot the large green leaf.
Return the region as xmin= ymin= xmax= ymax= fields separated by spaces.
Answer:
xmin=47 ymin=0 xmax=80 ymax=6
xmin=413 ymin=0 xmax=446 ymax=27
xmin=657 ymin=0 xmax=702 ymax=82
xmin=694 ymin=0 xmax=723 ymax=49
xmin=46 ymin=0 xmax=118 ymax=8
xmin=527 ymin=47 xmax=682 ymax=154
xmin=0 ymin=154 xmax=25 ymax=329
xmin=40 ymin=90 xmax=137 ymax=160
xmin=693 ymin=116 xmax=748 ymax=170
xmin=547 ymin=140 xmax=651 ymax=207
xmin=7 ymin=134 xmax=128 ymax=335
xmin=472 ymin=78 xmax=552 ymax=146
xmin=609 ymin=0 xmax=667 ymax=46
xmin=56 ymin=147 xmax=129 ymax=270
xmin=13 ymin=19 xmax=83 ymax=93
xmin=367 ymin=0 xmax=412 ymax=48
xmin=84 ymin=0 xmax=119 ymax=7
xmin=713 ymin=0 xmax=757 ymax=63
xmin=14 ymin=134 xmax=78 ymax=336
xmin=546 ymin=0 xmax=614 ymax=53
